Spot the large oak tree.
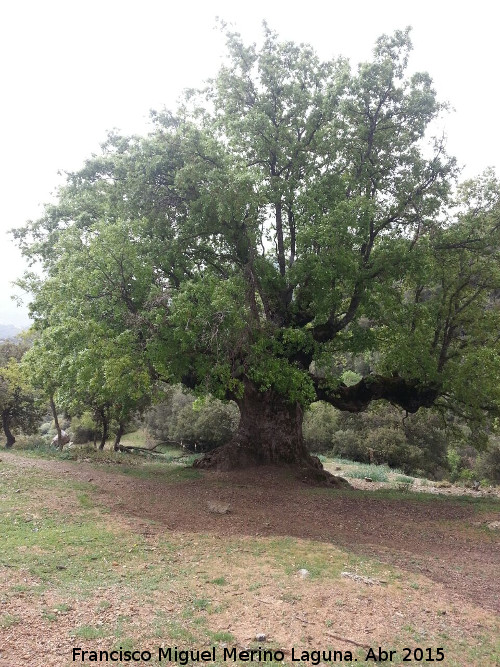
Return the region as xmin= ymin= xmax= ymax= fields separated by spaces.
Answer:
xmin=15 ymin=27 xmax=500 ymax=475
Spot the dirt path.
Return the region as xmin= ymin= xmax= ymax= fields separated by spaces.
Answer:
xmin=3 ymin=452 xmax=500 ymax=614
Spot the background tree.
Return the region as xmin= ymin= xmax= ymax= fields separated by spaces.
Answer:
xmin=22 ymin=322 xmax=154 ymax=450
xmin=14 ymin=27 xmax=500 ymax=475
xmin=0 ymin=340 xmax=44 ymax=448
xmin=144 ymin=385 xmax=239 ymax=451
xmin=20 ymin=327 xmax=70 ymax=449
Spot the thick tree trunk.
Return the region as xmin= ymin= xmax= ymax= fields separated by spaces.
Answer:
xmin=2 ymin=411 xmax=16 ymax=448
xmin=49 ymin=394 xmax=64 ymax=450
xmin=194 ymin=382 xmax=348 ymax=487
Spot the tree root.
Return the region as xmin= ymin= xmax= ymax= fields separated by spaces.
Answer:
xmin=194 ymin=445 xmax=351 ymax=488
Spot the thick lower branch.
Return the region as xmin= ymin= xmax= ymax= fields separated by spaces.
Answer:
xmin=315 ymin=374 xmax=440 ymax=413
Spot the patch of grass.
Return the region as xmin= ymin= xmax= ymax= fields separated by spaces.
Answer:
xmin=42 ymin=609 xmax=58 ymax=622
xmin=76 ymin=492 xmax=94 ymax=508
xmin=343 ymin=462 xmax=391 ymax=482
xmin=210 ymin=576 xmax=227 ymax=586
xmin=247 ymin=582 xmax=262 ymax=591
xmin=395 ymin=474 xmax=414 ymax=484
xmin=0 ymin=613 xmax=21 ymax=628
xmin=328 ymin=485 xmax=500 ymax=512
xmin=191 ymin=597 xmax=211 ymax=611
xmin=96 ymin=600 xmax=112 ymax=611
xmin=1 ymin=508 xmax=146 ymax=588
xmin=111 ymin=637 xmax=136 ymax=654
xmin=210 ymin=630 xmax=235 ymax=643
xmin=72 ymin=623 xmax=108 ymax=639
xmin=164 ymin=619 xmax=198 ymax=643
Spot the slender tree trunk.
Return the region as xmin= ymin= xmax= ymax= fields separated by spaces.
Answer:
xmin=113 ymin=422 xmax=125 ymax=451
xmin=2 ymin=410 xmax=16 ymax=448
xmin=99 ymin=409 xmax=109 ymax=450
xmin=49 ymin=394 xmax=64 ymax=450
xmin=194 ymin=382 xmax=348 ymax=487
xmin=275 ymin=200 xmax=286 ymax=277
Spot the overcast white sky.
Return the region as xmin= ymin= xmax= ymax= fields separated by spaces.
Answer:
xmin=1 ymin=0 xmax=499 ymax=326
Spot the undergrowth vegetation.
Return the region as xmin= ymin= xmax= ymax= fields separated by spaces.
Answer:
xmin=10 ymin=388 xmax=500 ymax=486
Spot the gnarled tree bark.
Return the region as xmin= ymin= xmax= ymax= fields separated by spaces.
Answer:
xmin=315 ymin=375 xmax=440 ymax=414
xmin=194 ymin=374 xmax=440 ymax=484
xmin=194 ymin=381 xmax=348 ymax=486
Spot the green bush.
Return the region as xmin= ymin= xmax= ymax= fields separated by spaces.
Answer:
xmin=328 ymin=402 xmax=450 ymax=478
xmin=15 ymin=434 xmax=51 ymax=451
xmin=39 ymin=421 xmax=52 ymax=435
xmin=474 ymin=439 xmax=500 ymax=483
xmin=144 ymin=385 xmax=238 ymax=451
xmin=343 ymin=463 xmax=390 ymax=482
xmin=303 ymin=402 xmax=338 ymax=452
xmin=70 ymin=413 xmax=98 ymax=444
xmin=447 ymin=443 xmax=478 ymax=483
xmin=172 ymin=397 xmax=239 ymax=451
xmin=364 ymin=426 xmax=410 ymax=469
xmin=330 ymin=430 xmax=365 ymax=461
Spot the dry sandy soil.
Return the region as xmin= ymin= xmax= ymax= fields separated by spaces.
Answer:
xmin=1 ymin=452 xmax=499 ymax=666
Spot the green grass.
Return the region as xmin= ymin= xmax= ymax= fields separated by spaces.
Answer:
xmin=394 ymin=474 xmax=415 ymax=484
xmin=0 ymin=613 xmax=21 ymax=628
xmin=11 ymin=432 xmax=200 ymax=468
xmin=71 ymin=623 xmax=108 ymax=639
xmin=339 ymin=462 xmax=392 ymax=482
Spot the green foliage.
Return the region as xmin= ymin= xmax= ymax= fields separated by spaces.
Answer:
xmin=0 ymin=340 xmax=44 ymax=447
xmin=144 ymin=385 xmax=239 ymax=451
xmin=447 ymin=442 xmax=480 ymax=483
xmin=342 ymin=463 xmax=391 ymax=482
xmin=70 ymin=412 xmax=98 ymax=444
xmin=329 ymin=403 xmax=450 ymax=477
xmin=303 ymin=402 xmax=338 ymax=452
xmin=474 ymin=439 xmax=500 ymax=483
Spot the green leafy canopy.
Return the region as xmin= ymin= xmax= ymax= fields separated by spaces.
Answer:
xmin=13 ymin=25 xmax=500 ymax=426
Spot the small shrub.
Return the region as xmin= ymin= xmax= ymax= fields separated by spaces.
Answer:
xmin=394 ymin=475 xmax=414 ymax=484
xmin=330 ymin=430 xmax=365 ymax=461
xmin=395 ymin=481 xmax=413 ymax=492
xmin=448 ymin=445 xmax=478 ymax=483
xmin=474 ymin=439 xmax=500 ymax=484
xmin=15 ymin=434 xmax=51 ymax=451
xmin=70 ymin=413 xmax=97 ymax=444
xmin=39 ymin=421 xmax=52 ymax=435
xmin=303 ymin=402 xmax=338 ymax=452
xmin=343 ymin=463 xmax=390 ymax=482
xmin=328 ymin=402 xmax=450 ymax=478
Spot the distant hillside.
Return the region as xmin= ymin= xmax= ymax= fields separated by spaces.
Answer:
xmin=0 ymin=324 xmax=22 ymax=340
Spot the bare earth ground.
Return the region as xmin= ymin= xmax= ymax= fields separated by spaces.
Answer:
xmin=1 ymin=452 xmax=499 ymax=666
